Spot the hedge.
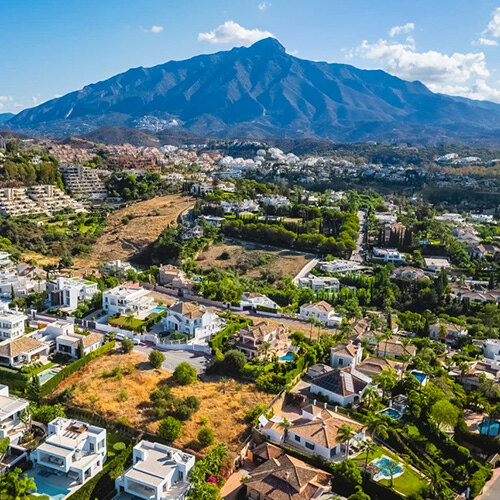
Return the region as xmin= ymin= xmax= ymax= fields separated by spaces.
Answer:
xmin=65 ymin=443 xmax=132 ymax=500
xmin=0 ymin=366 xmax=29 ymax=392
xmin=456 ymin=417 xmax=500 ymax=455
xmin=41 ymin=340 xmax=116 ymax=397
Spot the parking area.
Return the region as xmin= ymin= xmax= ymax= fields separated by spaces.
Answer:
xmin=134 ymin=344 xmax=213 ymax=373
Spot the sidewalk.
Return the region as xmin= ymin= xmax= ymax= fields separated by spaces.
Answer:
xmin=478 ymin=467 xmax=500 ymax=499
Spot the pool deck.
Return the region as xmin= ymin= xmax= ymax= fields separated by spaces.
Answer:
xmin=464 ymin=409 xmax=488 ymax=433
xmin=28 ymin=466 xmax=81 ymax=499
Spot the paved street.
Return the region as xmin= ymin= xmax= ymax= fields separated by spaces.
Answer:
xmin=351 ymin=210 xmax=366 ymax=262
xmin=478 ymin=468 xmax=500 ymax=499
xmin=134 ymin=344 xmax=212 ymax=373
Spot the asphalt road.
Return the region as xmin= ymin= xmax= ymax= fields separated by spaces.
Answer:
xmin=479 ymin=469 xmax=500 ymax=500
xmin=134 ymin=344 xmax=212 ymax=374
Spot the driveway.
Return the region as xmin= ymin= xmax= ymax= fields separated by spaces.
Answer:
xmin=134 ymin=345 xmax=212 ymax=374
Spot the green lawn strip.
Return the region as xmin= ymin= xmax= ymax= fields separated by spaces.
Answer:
xmin=355 ymin=444 xmax=427 ymax=496
xmin=108 ymin=315 xmax=144 ymax=330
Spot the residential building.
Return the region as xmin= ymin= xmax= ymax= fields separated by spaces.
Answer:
xmin=0 ymin=385 xmax=29 ymax=444
xmin=319 ymin=260 xmax=367 ymax=274
xmin=374 ymin=213 xmax=397 ymax=224
xmin=235 ymin=321 xmax=291 ymax=360
xmin=372 ymin=247 xmax=406 ymax=264
xmin=32 ymin=417 xmax=107 ymax=485
xmin=261 ymin=404 xmax=365 ymax=460
xmin=247 ymin=442 xmax=283 ymax=465
xmin=429 ymin=323 xmax=468 ymax=347
xmin=391 ymin=267 xmax=429 ymax=281
xmin=0 ymin=306 xmax=27 ymax=340
xmin=356 ymin=357 xmax=402 ymax=378
xmin=103 ymin=284 xmax=154 ymax=317
xmin=240 ymin=292 xmax=279 ymax=312
xmin=101 ymin=260 xmax=136 ymax=278
xmin=0 ymin=251 xmax=13 ymax=269
xmin=470 ymin=213 xmax=494 ymax=223
xmin=299 ymin=301 xmax=343 ymax=327
xmin=330 ymin=343 xmax=362 ymax=368
xmin=60 ymin=165 xmax=108 ymax=200
xmin=115 ymin=440 xmax=195 ymax=500
xmin=162 ymin=302 xmax=222 ymax=340
xmin=158 ymin=265 xmax=195 ymax=292
xmin=0 ymin=336 xmax=49 ymax=368
xmin=306 ymin=363 xmax=333 ymax=379
xmin=451 ymin=286 xmax=500 ymax=304
xmin=245 ymin=453 xmax=332 ymax=500
xmin=377 ymin=339 xmax=417 ymax=359
xmin=468 ymin=244 xmax=500 ymax=259
xmin=309 ymin=367 xmax=372 ymax=406
xmin=48 ymin=277 xmax=99 ymax=311
xmin=298 ymin=274 xmax=340 ymax=293
xmin=56 ymin=332 xmax=104 ymax=359
xmin=484 ymin=339 xmax=500 ymax=362
xmin=259 ymin=195 xmax=291 ymax=207
xmin=424 ymin=256 xmax=451 ymax=273
xmin=190 ymin=183 xmax=213 ymax=196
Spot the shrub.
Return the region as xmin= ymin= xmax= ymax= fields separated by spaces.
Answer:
xmin=118 ymin=389 xmax=128 ymax=402
xmin=245 ymin=403 xmax=269 ymax=426
xmin=149 ymin=350 xmax=165 ymax=369
xmin=173 ymin=362 xmax=197 ymax=385
xmin=121 ymin=338 xmax=134 ymax=353
xmin=113 ymin=442 xmax=126 ymax=451
xmin=31 ymin=404 xmax=66 ymax=425
xmin=173 ymin=396 xmax=200 ymax=421
xmin=198 ymin=427 xmax=214 ymax=447
xmin=222 ymin=350 xmax=247 ymax=376
xmin=158 ymin=416 xmax=182 ymax=442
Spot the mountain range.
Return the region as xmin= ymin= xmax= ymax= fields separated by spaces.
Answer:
xmin=6 ymin=38 xmax=500 ymax=144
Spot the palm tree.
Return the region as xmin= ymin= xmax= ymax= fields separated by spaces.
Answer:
xmin=279 ymin=418 xmax=292 ymax=440
xmin=0 ymin=467 xmax=37 ymax=500
xmin=261 ymin=341 xmax=271 ymax=363
xmin=399 ymin=353 xmax=411 ymax=378
xmin=374 ymin=333 xmax=384 ymax=357
xmin=365 ymin=413 xmax=389 ymax=441
xmin=382 ymin=329 xmax=393 ymax=358
xmin=425 ymin=465 xmax=449 ymax=498
xmin=308 ymin=314 xmax=316 ymax=340
xmin=336 ymin=424 xmax=355 ymax=458
xmin=362 ymin=385 xmax=379 ymax=411
xmin=386 ymin=459 xmax=401 ymax=488
xmin=361 ymin=439 xmax=377 ymax=480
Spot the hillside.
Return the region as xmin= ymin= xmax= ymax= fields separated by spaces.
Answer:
xmin=6 ymin=38 xmax=500 ymax=144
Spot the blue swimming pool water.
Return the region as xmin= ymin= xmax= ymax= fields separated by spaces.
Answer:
xmin=29 ymin=472 xmax=70 ymax=500
xmin=379 ymin=408 xmax=402 ymax=420
xmin=478 ymin=419 xmax=500 ymax=436
xmin=279 ymin=352 xmax=295 ymax=362
xmin=150 ymin=306 xmax=167 ymax=315
xmin=412 ymin=371 xmax=427 ymax=384
xmin=373 ymin=457 xmax=403 ymax=478
xmin=38 ymin=369 xmax=59 ymax=385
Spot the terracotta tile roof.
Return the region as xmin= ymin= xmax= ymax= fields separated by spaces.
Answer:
xmin=331 ymin=342 xmax=359 ymax=358
xmin=169 ymin=301 xmax=205 ymax=319
xmin=0 ymin=336 xmax=46 ymax=357
xmin=81 ymin=333 xmax=104 ymax=348
xmin=252 ymin=442 xmax=283 ymax=461
xmin=240 ymin=321 xmax=285 ymax=340
xmin=290 ymin=409 xmax=363 ymax=449
xmin=301 ymin=301 xmax=334 ymax=313
xmin=356 ymin=357 xmax=400 ymax=377
xmin=246 ymin=453 xmax=331 ymax=500
xmin=379 ymin=340 xmax=416 ymax=357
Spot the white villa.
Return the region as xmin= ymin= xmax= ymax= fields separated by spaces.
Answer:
xmin=101 ymin=260 xmax=136 ymax=278
xmin=55 ymin=331 xmax=105 ymax=359
xmin=115 ymin=441 xmax=195 ymax=500
xmin=261 ymin=403 xmax=365 ymax=461
xmin=484 ymin=339 xmax=500 ymax=362
xmin=330 ymin=343 xmax=363 ymax=368
xmin=0 ymin=336 xmax=49 ymax=368
xmin=299 ymin=301 xmax=343 ymax=327
xmin=0 ymin=385 xmax=29 ymax=444
xmin=103 ymin=284 xmax=154 ymax=317
xmin=48 ymin=277 xmax=99 ymax=311
xmin=162 ymin=302 xmax=222 ymax=340
xmin=298 ymin=275 xmax=340 ymax=293
xmin=240 ymin=292 xmax=279 ymax=312
xmin=32 ymin=417 xmax=107 ymax=485
xmin=0 ymin=305 xmax=27 ymax=340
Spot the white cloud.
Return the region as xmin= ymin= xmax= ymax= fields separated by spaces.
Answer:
xmin=355 ymin=37 xmax=500 ymax=103
xmin=389 ymin=22 xmax=414 ymax=37
xmin=198 ymin=20 xmax=273 ymax=45
xmin=484 ymin=7 xmax=500 ymax=37
xmin=0 ymin=96 xmax=13 ymax=102
xmin=32 ymin=96 xmax=38 ymax=105
xmin=140 ymin=25 xmax=163 ymax=34
xmin=474 ymin=37 xmax=499 ymax=46
xmin=258 ymin=2 xmax=270 ymax=10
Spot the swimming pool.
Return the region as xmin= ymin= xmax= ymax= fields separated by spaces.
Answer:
xmin=478 ymin=419 xmax=500 ymax=436
xmin=149 ymin=306 xmax=167 ymax=315
xmin=279 ymin=352 xmax=295 ymax=362
xmin=38 ymin=369 xmax=59 ymax=385
xmin=411 ymin=371 xmax=427 ymax=385
xmin=28 ymin=472 xmax=70 ymax=500
xmin=372 ymin=456 xmax=404 ymax=480
xmin=379 ymin=408 xmax=402 ymax=420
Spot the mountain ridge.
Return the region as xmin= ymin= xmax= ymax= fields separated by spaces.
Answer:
xmin=6 ymin=38 xmax=500 ymax=145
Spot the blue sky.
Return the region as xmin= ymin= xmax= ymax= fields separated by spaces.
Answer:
xmin=2 ymin=0 xmax=500 ymax=113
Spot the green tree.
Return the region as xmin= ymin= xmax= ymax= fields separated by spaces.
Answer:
xmin=121 ymin=337 xmax=134 ymax=353
xmin=373 ymin=368 xmax=397 ymax=400
xmin=31 ymin=404 xmax=66 ymax=425
xmin=26 ymin=374 xmax=41 ymax=403
xmin=0 ymin=467 xmax=37 ymax=500
xmin=158 ymin=416 xmax=182 ymax=443
xmin=198 ymin=427 xmax=215 ymax=447
xmin=173 ymin=362 xmax=197 ymax=385
xmin=0 ymin=437 xmax=10 ymax=461
xmin=430 ymin=400 xmax=460 ymax=431
xmin=222 ymin=349 xmax=247 ymax=376
xmin=348 ymin=486 xmax=371 ymax=500
xmin=337 ymin=425 xmax=355 ymax=458
xmin=149 ymin=350 xmax=165 ymax=369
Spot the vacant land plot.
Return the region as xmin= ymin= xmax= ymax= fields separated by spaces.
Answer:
xmin=197 ymin=239 xmax=314 ymax=278
xmin=53 ymin=351 xmax=272 ymax=453
xmin=75 ymin=194 xmax=195 ymax=270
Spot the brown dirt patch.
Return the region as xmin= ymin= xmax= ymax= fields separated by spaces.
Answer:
xmin=197 ymin=240 xmax=313 ymax=278
xmin=53 ymin=351 xmax=272 ymax=453
xmin=74 ymin=194 xmax=195 ymax=270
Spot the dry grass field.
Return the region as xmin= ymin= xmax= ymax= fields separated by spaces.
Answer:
xmin=53 ymin=351 xmax=273 ymax=453
xmin=74 ymin=194 xmax=195 ymax=270
xmin=197 ymin=240 xmax=313 ymax=278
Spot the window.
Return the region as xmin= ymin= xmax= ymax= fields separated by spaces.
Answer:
xmin=338 ymin=358 xmax=343 ymax=365
xmin=89 ymin=443 xmax=95 ymax=452
xmin=330 ymin=447 xmax=337 ymax=457
xmin=305 ymin=442 xmax=315 ymax=451
xmin=294 ymin=435 xmax=301 ymax=442
xmin=178 ymin=471 xmax=183 ymax=481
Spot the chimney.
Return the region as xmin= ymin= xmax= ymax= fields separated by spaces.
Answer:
xmin=324 ymin=402 xmax=327 ymax=409
xmin=313 ymin=399 xmax=317 ymax=406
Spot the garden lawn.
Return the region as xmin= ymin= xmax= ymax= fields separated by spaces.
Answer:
xmin=108 ymin=315 xmax=145 ymax=330
xmin=355 ymin=444 xmax=427 ymax=496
